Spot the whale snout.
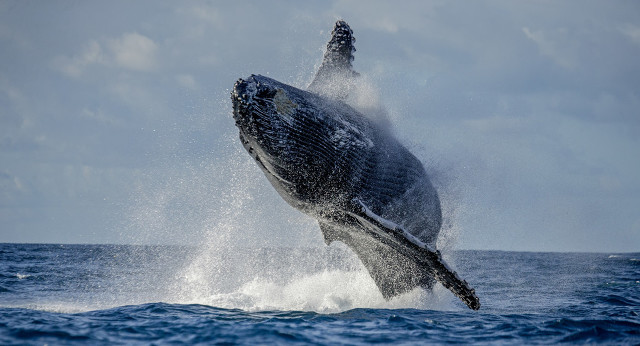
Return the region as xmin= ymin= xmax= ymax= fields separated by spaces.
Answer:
xmin=232 ymin=75 xmax=267 ymax=141
xmin=231 ymin=75 xmax=291 ymax=161
xmin=231 ymin=75 xmax=294 ymax=138
xmin=232 ymin=77 xmax=257 ymax=102
xmin=231 ymin=76 xmax=257 ymax=121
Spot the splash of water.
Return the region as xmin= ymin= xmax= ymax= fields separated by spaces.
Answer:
xmin=117 ymin=22 xmax=467 ymax=313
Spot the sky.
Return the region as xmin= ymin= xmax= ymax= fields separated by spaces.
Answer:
xmin=0 ymin=1 xmax=638 ymax=252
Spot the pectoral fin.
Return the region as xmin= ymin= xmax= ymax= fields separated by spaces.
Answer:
xmin=320 ymin=220 xmax=434 ymax=298
xmin=307 ymin=20 xmax=359 ymax=100
xmin=319 ymin=221 xmax=343 ymax=245
xmin=346 ymin=199 xmax=481 ymax=310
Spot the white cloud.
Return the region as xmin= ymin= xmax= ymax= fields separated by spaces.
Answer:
xmin=108 ymin=82 xmax=156 ymax=113
xmin=522 ymin=27 xmax=575 ymax=68
xmin=108 ymin=32 xmax=158 ymax=71
xmin=0 ymin=171 xmax=26 ymax=196
xmin=463 ymin=115 xmax=531 ymax=135
xmin=619 ymin=23 xmax=640 ymax=46
xmin=176 ymin=74 xmax=197 ymax=90
xmin=57 ymin=40 xmax=103 ymax=77
xmin=55 ymin=32 xmax=158 ymax=77
xmin=186 ymin=5 xmax=221 ymax=25
xmin=173 ymin=4 xmax=224 ymax=40
xmin=373 ymin=18 xmax=399 ymax=33
xmin=1 ymin=79 xmax=25 ymax=105
xmin=330 ymin=0 xmax=441 ymax=34
xmin=80 ymin=107 xmax=124 ymax=127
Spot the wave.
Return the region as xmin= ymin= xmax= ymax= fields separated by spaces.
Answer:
xmin=2 ymin=302 xmax=638 ymax=344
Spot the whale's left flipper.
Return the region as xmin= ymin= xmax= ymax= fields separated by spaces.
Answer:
xmin=344 ymin=199 xmax=481 ymax=310
xmin=320 ymin=220 xmax=436 ymax=299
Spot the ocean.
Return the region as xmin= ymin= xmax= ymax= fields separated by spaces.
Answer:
xmin=0 ymin=243 xmax=638 ymax=344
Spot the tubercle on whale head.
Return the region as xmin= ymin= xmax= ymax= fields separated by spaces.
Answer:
xmin=231 ymin=75 xmax=259 ymax=132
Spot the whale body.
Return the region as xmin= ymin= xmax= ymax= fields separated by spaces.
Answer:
xmin=230 ymin=21 xmax=480 ymax=310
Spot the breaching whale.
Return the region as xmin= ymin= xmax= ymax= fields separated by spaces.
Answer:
xmin=231 ymin=20 xmax=480 ymax=310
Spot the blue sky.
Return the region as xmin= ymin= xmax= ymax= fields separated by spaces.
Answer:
xmin=1 ymin=1 xmax=638 ymax=252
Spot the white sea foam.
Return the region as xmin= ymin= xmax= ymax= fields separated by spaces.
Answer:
xmin=170 ymin=265 xmax=454 ymax=313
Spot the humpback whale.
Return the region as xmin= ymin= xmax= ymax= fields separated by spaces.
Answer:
xmin=231 ymin=20 xmax=480 ymax=310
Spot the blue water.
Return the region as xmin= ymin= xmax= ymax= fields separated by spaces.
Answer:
xmin=1 ymin=243 xmax=638 ymax=344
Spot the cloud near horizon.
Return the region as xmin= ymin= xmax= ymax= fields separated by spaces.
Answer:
xmin=56 ymin=32 xmax=159 ymax=78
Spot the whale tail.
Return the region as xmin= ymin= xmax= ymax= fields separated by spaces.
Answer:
xmin=308 ymin=20 xmax=359 ymax=100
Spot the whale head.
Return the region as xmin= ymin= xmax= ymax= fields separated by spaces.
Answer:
xmin=232 ymin=75 xmax=298 ymax=160
xmin=231 ymin=74 xmax=355 ymax=207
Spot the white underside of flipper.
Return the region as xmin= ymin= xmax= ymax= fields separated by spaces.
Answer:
xmin=347 ymin=198 xmax=481 ymax=310
xmin=355 ymin=199 xmax=436 ymax=253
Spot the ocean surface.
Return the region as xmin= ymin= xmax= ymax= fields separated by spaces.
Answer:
xmin=0 ymin=243 xmax=638 ymax=344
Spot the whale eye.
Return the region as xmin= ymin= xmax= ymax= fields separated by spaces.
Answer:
xmin=273 ymin=88 xmax=297 ymax=124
